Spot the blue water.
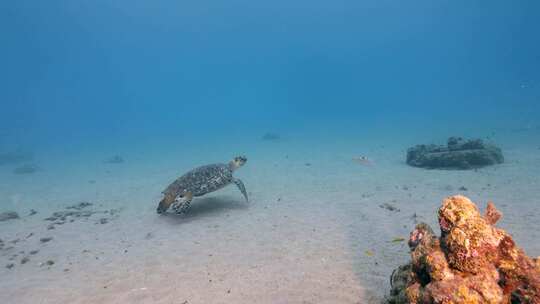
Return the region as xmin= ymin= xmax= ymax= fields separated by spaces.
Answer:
xmin=1 ymin=1 xmax=540 ymax=303
xmin=2 ymin=1 xmax=539 ymax=152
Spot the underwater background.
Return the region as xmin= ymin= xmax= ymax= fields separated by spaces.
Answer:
xmin=1 ymin=1 xmax=539 ymax=303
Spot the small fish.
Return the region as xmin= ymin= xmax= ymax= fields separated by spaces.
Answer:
xmin=391 ymin=237 xmax=405 ymax=243
xmin=352 ymin=156 xmax=373 ymax=166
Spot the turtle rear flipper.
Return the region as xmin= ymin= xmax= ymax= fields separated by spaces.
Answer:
xmin=233 ymin=178 xmax=249 ymax=203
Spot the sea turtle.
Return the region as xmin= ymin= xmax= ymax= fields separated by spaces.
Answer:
xmin=157 ymin=156 xmax=248 ymax=214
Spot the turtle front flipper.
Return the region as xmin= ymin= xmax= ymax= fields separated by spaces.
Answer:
xmin=171 ymin=191 xmax=193 ymax=214
xmin=233 ymin=178 xmax=249 ymax=203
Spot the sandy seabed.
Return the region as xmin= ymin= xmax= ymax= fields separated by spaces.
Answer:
xmin=1 ymin=134 xmax=539 ymax=304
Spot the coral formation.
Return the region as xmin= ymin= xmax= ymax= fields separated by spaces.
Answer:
xmin=407 ymin=137 xmax=503 ymax=169
xmin=386 ymin=195 xmax=540 ymax=304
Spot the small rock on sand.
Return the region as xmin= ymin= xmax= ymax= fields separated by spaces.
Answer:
xmin=0 ymin=211 xmax=19 ymax=222
xmin=40 ymin=237 xmax=53 ymax=243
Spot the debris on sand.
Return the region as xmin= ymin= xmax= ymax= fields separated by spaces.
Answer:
xmin=385 ymin=196 xmax=540 ymax=304
xmin=104 ymin=155 xmax=124 ymax=164
xmin=13 ymin=164 xmax=39 ymax=174
xmin=28 ymin=209 xmax=37 ymax=216
xmin=0 ymin=211 xmax=20 ymax=222
xmin=407 ymin=137 xmax=503 ymax=169
xmin=66 ymin=202 xmax=93 ymax=210
xmin=379 ymin=203 xmax=400 ymax=212
xmin=44 ymin=201 xmax=121 ymax=230
xmin=352 ymin=156 xmax=374 ymax=166
xmin=45 ymin=210 xmax=95 ymax=222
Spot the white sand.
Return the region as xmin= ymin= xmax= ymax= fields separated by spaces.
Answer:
xmin=1 ymin=133 xmax=539 ymax=303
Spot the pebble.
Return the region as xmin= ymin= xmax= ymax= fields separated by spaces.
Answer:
xmin=40 ymin=237 xmax=53 ymax=243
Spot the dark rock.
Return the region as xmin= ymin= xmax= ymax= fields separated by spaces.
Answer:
xmin=98 ymin=218 xmax=108 ymax=224
xmin=104 ymin=155 xmax=124 ymax=164
xmin=0 ymin=211 xmax=19 ymax=222
xmin=40 ymin=237 xmax=53 ymax=243
xmin=28 ymin=209 xmax=37 ymax=216
xmin=20 ymin=257 xmax=30 ymax=264
xmin=0 ymin=151 xmax=32 ymax=166
xmin=406 ymin=137 xmax=503 ymax=169
xmin=29 ymin=250 xmax=39 ymax=255
xmin=5 ymin=263 xmax=14 ymax=269
xmin=13 ymin=164 xmax=39 ymax=174
xmin=459 ymin=186 xmax=468 ymax=191
xmin=44 ymin=260 xmax=54 ymax=266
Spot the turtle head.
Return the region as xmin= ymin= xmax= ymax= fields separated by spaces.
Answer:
xmin=229 ymin=156 xmax=247 ymax=171
xmin=157 ymin=191 xmax=193 ymax=214
xmin=157 ymin=193 xmax=175 ymax=214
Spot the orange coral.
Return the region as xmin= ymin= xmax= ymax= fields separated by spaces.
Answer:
xmin=385 ymin=196 xmax=540 ymax=304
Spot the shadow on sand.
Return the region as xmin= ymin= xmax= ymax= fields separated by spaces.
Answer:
xmin=160 ymin=196 xmax=249 ymax=225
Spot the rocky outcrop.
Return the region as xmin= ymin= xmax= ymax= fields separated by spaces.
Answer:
xmin=385 ymin=196 xmax=540 ymax=304
xmin=406 ymin=137 xmax=503 ymax=169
